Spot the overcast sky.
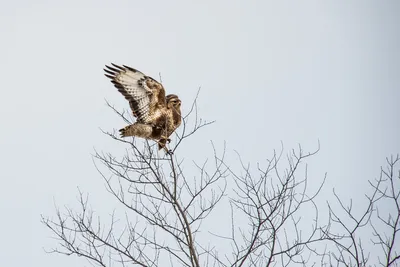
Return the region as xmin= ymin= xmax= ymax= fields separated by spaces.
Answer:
xmin=1 ymin=1 xmax=399 ymax=266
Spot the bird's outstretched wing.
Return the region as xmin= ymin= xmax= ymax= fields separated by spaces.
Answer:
xmin=104 ymin=63 xmax=166 ymax=123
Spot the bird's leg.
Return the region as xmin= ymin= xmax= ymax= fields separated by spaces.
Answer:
xmin=158 ymin=141 xmax=173 ymax=155
xmin=165 ymin=146 xmax=173 ymax=155
xmin=158 ymin=136 xmax=173 ymax=155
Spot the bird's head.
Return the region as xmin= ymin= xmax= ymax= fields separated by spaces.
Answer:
xmin=166 ymin=94 xmax=181 ymax=112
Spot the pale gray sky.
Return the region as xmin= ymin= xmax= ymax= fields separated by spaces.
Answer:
xmin=1 ymin=1 xmax=399 ymax=266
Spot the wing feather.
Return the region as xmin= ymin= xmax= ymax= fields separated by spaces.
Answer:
xmin=104 ymin=63 xmax=166 ymax=123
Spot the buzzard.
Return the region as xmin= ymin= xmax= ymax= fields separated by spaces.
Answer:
xmin=104 ymin=63 xmax=182 ymax=152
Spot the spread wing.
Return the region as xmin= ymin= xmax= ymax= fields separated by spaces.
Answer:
xmin=104 ymin=63 xmax=166 ymax=123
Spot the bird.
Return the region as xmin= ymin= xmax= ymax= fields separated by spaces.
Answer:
xmin=104 ymin=63 xmax=182 ymax=153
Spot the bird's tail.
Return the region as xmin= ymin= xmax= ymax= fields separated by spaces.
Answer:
xmin=119 ymin=123 xmax=152 ymax=138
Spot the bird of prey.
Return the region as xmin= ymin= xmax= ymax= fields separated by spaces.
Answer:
xmin=104 ymin=63 xmax=182 ymax=153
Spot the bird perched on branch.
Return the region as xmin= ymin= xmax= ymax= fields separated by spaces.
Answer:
xmin=104 ymin=63 xmax=182 ymax=153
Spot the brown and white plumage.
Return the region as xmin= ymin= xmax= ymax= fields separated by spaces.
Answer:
xmin=104 ymin=63 xmax=166 ymax=124
xmin=104 ymin=63 xmax=182 ymax=152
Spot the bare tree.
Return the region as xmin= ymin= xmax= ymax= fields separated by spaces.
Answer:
xmin=42 ymin=92 xmax=227 ymax=267
xmin=202 ymin=144 xmax=327 ymax=267
xmin=41 ymin=95 xmax=400 ymax=267
xmin=319 ymin=155 xmax=400 ymax=267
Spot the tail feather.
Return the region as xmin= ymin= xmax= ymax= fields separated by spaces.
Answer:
xmin=119 ymin=123 xmax=153 ymax=138
xmin=119 ymin=123 xmax=172 ymax=154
